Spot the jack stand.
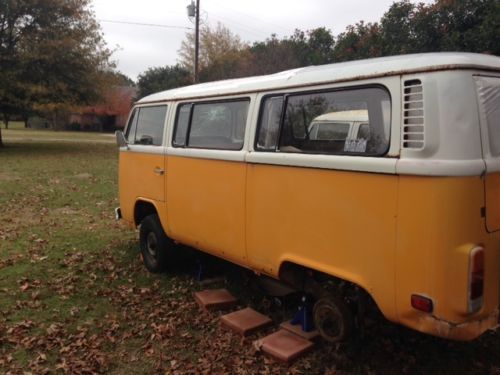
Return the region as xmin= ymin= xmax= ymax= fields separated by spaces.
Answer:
xmin=195 ymin=258 xmax=205 ymax=282
xmin=356 ymin=288 xmax=367 ymax=339
xmin=291 ymin=295 xmax=314 ymax=332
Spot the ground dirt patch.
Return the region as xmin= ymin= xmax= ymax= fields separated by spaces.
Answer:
xmin=73 ymin=172 xmax=93 ymax=180
xmin=0 ymin=171 xmax=20 ymax=182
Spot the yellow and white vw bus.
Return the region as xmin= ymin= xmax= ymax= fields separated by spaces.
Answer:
xmin=116 ymin=52 xmax=500 ymax=342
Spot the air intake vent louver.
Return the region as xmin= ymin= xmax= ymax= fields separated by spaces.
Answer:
xmin=403 ymin=79 xmax=424 ymax=149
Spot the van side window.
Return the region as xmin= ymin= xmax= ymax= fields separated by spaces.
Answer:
xmin=131 ymin=106 xmax=168 ymax=146
xmin=475 ymin=76 xmax=500 ymax=156
xmin=172 ymin=104 xmax=192 ymax=147
xmin=256 ymin=96 xmax=284 ymax=151
xmin=256 ymin=87 xmax=391 ymax=156
xmin=173 ymin=99 xmax=249 ymax=150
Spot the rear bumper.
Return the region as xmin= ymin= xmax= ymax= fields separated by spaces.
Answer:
xmin=114 ymin=207 xmax=122 ymax=221
xmin=414 ymin=310 xmax=499 ymax=341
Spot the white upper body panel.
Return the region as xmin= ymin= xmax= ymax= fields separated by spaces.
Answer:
xmin=130 ymin=53 xmax=500 ymax=177
xmin=138 ymin=53 xmax=500 ymax=103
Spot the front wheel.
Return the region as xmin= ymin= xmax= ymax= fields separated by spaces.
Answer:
xmin=139 ymin=214 xmax=171 ymax=273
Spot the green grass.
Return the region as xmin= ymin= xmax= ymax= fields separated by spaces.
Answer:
xmin=1 ymin=121 xmax=25 ymax=130
xmin=1 ymin=120 xmax=116 ymax=141
xmin=0 ymin=128 xmax=499 ymax=374
xmin=0 ymin=129 xmax=140 ymax=372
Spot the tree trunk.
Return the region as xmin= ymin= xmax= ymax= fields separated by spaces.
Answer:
xmin=3 ymin=113 xmax=10 ymax=129
xmin=1 ymin=113 xmax=9 ymax=147
xmin=52 ymin=112 xmax=58 ymax=130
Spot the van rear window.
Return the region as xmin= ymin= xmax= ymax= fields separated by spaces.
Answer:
xmin=256 ymin=87 xmax=391 ymax=156
xmin=475 ymin=76 xmax=500 ymax=156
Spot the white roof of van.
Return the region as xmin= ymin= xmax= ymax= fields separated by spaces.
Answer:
xmin=138 ymin=52 xmax=500 ymax=104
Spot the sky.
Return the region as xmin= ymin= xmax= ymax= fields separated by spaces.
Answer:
xmin=92 ymin=0 xmax=433 ymax=81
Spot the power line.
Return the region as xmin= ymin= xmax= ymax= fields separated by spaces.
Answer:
xmin=208 ymin=0 xmax=291 ymax=35
xmin=207 ymin=13 xmax=270 ymax=39
xmin=99 ymin=19 xmax=192 ymax=30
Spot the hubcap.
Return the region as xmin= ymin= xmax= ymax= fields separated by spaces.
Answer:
xmin=315 ymin=304 xmax=342 ymax=340
xmin=146 ymin=232 xmax=158 ymax=257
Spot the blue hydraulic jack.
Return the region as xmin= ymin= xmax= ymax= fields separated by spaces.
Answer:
xmin=291 ymin=295 xmax=315 ymax=332
xmin=195 ymin=258 xmax=205 ymax=282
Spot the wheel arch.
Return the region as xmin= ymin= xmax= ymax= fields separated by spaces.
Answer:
xmin=278 ymin=259 xmax=366 ymax=293
xmin=134 ymin=199 xmax=159 ymax=227
xmin=277 ymin=259 xmax=385 ymax=317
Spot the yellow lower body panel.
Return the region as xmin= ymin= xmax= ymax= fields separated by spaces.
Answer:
xmin=119 ymin=151 xmax=499 ymax=341
xmin=166 ymin=156 xmax=247 ymax=264
xmin=486 ymin=172 xmax=500 ymax=232
xmin=396 ymin=175 xmax=500 ymax=340
xmin=245 ymin=163 xmax=399 ymax=321
xmin=119 ymin=151 xmax=165 ymax=225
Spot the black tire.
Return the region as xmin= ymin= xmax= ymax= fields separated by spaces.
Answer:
xmin=313 ymin=295 xmax=353 ymax=343
xmin=139 ymin=214 xmax=171 ymax=273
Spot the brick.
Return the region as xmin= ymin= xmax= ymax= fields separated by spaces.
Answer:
xmin=220 ymin=307 xmax=273 ymax=336
xmin=193 ymin=289 xmax=237 ymax=312
xmin=255 ymin=329 xmax=314 ymax=363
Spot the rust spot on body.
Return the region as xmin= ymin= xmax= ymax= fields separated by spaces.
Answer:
xmin=418 ymin=309 xmax=499 ymax=341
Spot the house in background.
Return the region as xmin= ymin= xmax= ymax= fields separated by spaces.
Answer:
xmin=28 ymin=85 xmax=137 ymax=131
xmin=68 ymin=86 xmax=137 ymax=132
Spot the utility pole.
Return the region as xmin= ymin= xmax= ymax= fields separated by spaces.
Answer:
xmin=187 ymin=0 xmax=200 ymax=83
xmin=194 ymin=0 xmax=200 ymax=83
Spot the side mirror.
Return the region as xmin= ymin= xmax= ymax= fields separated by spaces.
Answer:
xmin=115 ymin=130 xmax=128 ymax=149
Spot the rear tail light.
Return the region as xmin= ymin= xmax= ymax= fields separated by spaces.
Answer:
xmin=411 ymin=294 xmax=433 ymax=313
xmin=468 ymin=246 xmax=484 ymax=313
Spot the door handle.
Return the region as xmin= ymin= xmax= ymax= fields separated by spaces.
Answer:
xmin=153 ymin=167 xmax=165 ymax=175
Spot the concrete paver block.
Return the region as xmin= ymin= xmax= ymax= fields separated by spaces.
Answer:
xmin=220 ymin=307 xmax=273 ymax=336
xmin=193 ymin=289 xmax=237 ymax=311
xmin=254 ymin=329 xmax=314 ymax=363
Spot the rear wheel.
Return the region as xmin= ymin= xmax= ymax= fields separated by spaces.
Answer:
xmin=139 ymin=214 xmax=171 ymax=273
xmin=313 ymin=295 xmax=353 ymax=342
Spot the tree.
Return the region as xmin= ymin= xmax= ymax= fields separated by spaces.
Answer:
xmin=137 ymin=65 xmax=191 ymax=98
xmin=433 ymin=0 xmax=499 ymax=55
xmin=376 ymin=0 xmax=500 ymax=56
xmin=333 ymin=22 xmax=382 ymax=62
xmin=178 ymin=22 xmax=247 ymax=79
xmin=245 ymin=28 xmax=336 ymax=77
xmin=379 ymin=1 xmax=416 ymax=55
xmin=329 ymin=0 xmax=499 ymax=63
xmin=0 ymin=0 xmax=113 ymax=145
xmin=113 ymin=71 xmax=135 ymax=87
xmin=173 ymin=1 xmax=499 ymax=87
xmin=199 ymin=49 xmax=253 ymax=82
xmin=289 ymin=27 xmax=335 ymax=66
